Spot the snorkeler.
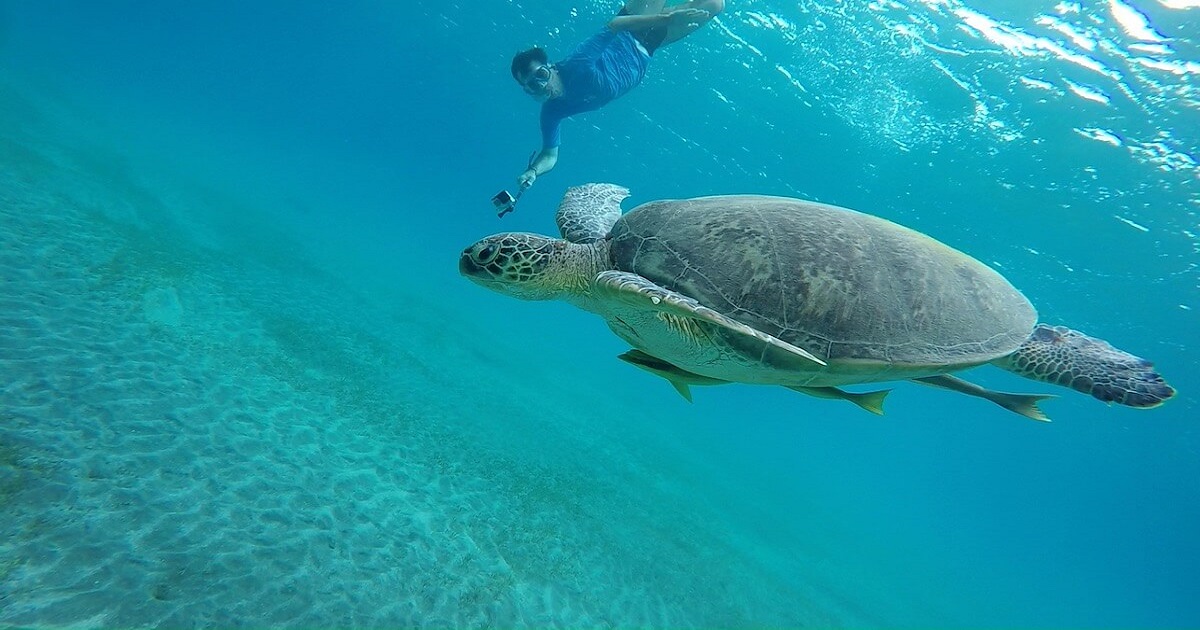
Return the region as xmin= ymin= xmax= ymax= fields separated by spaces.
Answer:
xmin=506 ymin=1 xmax=725 ymax=200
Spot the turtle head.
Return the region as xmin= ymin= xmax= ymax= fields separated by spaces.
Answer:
xmin=460 ymin=232 xmax=590 ymax=300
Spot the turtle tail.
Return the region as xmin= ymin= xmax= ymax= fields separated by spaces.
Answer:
xmin=995 ymin=324 xmax=1176 ymax=409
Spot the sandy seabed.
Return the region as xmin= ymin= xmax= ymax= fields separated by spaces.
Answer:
xmin=0 ymin=82 xmax=894 ymax=628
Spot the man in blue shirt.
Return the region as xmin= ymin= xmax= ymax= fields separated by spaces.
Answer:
xmin=511 ymin=0 xmax=725 ymax=192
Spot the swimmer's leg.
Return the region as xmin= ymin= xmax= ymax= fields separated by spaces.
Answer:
xmin=622 ymin=0 xmax=669 ymax=15
xmin=660 ymin=0 xmax=725 ymax=46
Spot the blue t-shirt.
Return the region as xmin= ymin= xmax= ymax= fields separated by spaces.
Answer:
xmin=540 ymin=29 xmax=650 ymax=149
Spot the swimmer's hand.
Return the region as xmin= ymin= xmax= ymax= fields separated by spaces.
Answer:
xmin=518 ymin=168 xmax=537 ymax=190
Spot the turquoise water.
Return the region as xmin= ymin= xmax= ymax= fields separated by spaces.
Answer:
xmin=1 ymin=1 xmax=1197 ymax=627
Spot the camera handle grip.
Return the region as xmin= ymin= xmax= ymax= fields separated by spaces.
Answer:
xmin=494 ymin=150 xmax=540 ymax=218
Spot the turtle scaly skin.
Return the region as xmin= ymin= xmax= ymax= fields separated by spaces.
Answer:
xmin=995 ymin=325 xmax=1175 ymax=408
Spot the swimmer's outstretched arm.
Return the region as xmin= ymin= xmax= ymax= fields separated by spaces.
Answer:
xmin=518 ymin=146 xmax=559 ymax=190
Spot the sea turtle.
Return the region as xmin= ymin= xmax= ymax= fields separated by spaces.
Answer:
xmin=459 ymin=183 xmax=1176 ymax=420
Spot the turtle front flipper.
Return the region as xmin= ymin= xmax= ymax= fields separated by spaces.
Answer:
xmin=994 ymin=324 xmax=1176 ymax=408
xmin=595 ymin=271 xmax=827 ymax=367
xmin=556 ymin=183 xmax=630 ymax=243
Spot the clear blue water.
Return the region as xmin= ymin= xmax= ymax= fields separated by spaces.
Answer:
xmin=1 ymin=1 xmax=1197 ymax=627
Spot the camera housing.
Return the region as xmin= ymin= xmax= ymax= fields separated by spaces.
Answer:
xmin=491 ymin=190 xmax=518 ymax=217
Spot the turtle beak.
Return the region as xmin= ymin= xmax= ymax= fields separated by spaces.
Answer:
xmin=459 ymin=234 xmax=561 ymax=301
xmin=458 ymin=248 xmax=481 ymax=276
xmin=459 ymin=245 xmax=503 ymax=286
xmin=460 ymin=239 xmax=506 ymax=281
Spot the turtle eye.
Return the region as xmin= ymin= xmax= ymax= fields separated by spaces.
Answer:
xmin=475 ymin=243 xmax=500 ymax=264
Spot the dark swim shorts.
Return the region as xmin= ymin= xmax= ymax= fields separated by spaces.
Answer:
xmin=617 ymin=6 xmax=669 ymax=56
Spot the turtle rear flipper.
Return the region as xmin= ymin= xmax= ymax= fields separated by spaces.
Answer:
xmin=617 ymin=349 xmax=729 ymax=402
xmin=788 ymin=386 xmax=892 ymax=415
xmin=995 ymin=324 xmax=1176 ymax=408
xmin=595 ymin=271 xmax=827 ymax=367
xmin=914 ymin=374 xmax=1055 ymax=422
